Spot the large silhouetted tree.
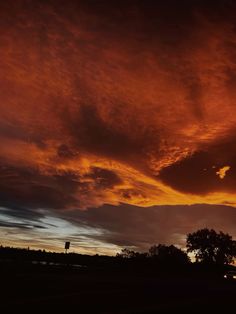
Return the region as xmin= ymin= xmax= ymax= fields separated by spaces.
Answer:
xmin=186 ymin=228 xmax=236 ymax=265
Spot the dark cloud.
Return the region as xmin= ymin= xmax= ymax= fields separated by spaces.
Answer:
xmin=64 ymin=203 xmax=236 ymax=250
xmin=159 ymin=135 xmax=236 ymax=195
xmin=0 ymin=221 xmax=34 ymax=230
xmin=88 ymin=167 xmax=122 ymax=189
xmin=0 ymin=162 xmax=124 ymax=213
xmin=72 ymin=105 xmax=155 ymax=169
xmin=120 ymin=188 xmax=147 ymax=201
xmin=57 ymin=144 xmax=78 ymax=159
xmin=0 ymin=221 xmax=47 ymax=230
xmin=0 ymin=205 xmax=44 ymax=222
xmin=0 ymin=164 xmax=79 ymax=210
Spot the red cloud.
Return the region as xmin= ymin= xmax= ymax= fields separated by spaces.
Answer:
xmin=1 ymin=0 xmax=236 ymax=252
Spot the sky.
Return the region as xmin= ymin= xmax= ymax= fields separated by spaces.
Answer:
xmin=1 ymin=0 xmax=236 ymax=255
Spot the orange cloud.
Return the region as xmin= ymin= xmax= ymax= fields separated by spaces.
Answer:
xmin=1 ymin=1 xmax=236 ymax=210
xmin=216 ymin=166 xmax=230 ymax=179
xmin=1 ymin=0 xmax=236 ymax=253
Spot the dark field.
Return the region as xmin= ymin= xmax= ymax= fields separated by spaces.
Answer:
xmin=1 ymin=262 xmax=236 ymax=314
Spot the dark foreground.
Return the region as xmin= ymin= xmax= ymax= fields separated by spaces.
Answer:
xmin=1 ymin=262 xmax=236 ymax=314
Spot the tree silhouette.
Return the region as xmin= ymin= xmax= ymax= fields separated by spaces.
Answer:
xmin=149 ymin=244 xmax=190 ymax=265
xmin=116 ymin=248 xmax=136 ymax=258
xmin=186 ymin=228 xmax=236 ymax=265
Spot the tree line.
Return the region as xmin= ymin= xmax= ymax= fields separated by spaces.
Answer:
xmin=117 ymin=228 xmax=236 ymax=265
xmin=1 ymin=228 xmax=236 ymax=269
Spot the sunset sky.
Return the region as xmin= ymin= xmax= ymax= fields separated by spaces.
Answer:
xmin=1 ymin=0 xmax=236 ymax=255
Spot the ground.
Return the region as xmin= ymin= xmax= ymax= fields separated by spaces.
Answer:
xmin=1 ymin=262 xmax=236 ymax=313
